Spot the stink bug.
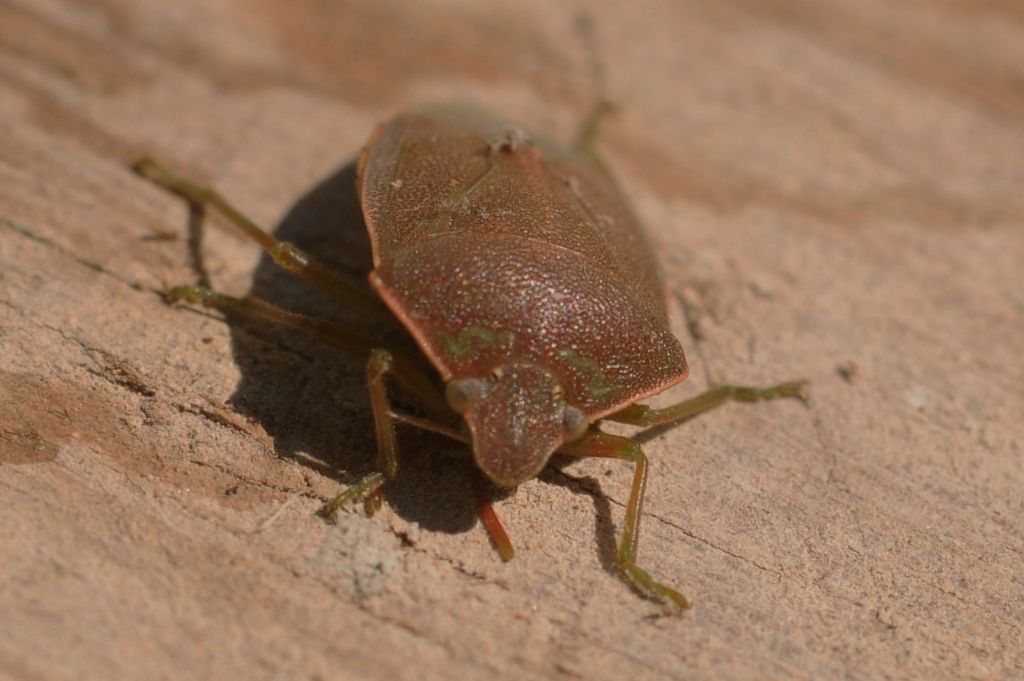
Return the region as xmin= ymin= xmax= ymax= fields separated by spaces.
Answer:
xmin=133 ymin=104 xmax=807 ymax=611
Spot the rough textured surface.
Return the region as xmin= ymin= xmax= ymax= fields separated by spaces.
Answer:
xmin=1 ymin=1 xmax=1022 ymax=679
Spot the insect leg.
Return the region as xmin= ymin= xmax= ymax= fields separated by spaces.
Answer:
xmin=169 ymin=285 xmax=450 ymax=421
xmin=320 ymin=349 xmax=401 ymax=519
xmin=320 ymin=348 xmax=467 ymax=521
xmin=168 ymin=284 xmax=379 ymax=354
xmin=355 ymin=400 xmax=514 ymax=560
xmin=559 ymin=431 xmax=689 ymax=611
xmin=133 ymin=158 xmax=392 ymax=324
xmin=168 ymin=285 xmax=465 ymax=521
xmin=605 ymin=381 xmax=809 ymax=430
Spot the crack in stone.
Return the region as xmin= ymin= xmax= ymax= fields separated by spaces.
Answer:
xmin=174 ymin=399 xmax=261 ymax=438
xmin=646 ymin=510 xmax=782 ymax=575
xmin=1 ymin=217 xmax=145 ymax=291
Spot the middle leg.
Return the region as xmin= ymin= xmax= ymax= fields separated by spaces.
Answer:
xmin=320 ymin=348 xmax=465 ymax=519
xmin=321 ymin=348 xmax=402 ymax=519
xmin=170 ymin=284 xmax=450 ymax=421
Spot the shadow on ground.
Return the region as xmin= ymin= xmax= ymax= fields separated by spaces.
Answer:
xmin=220 ymin=160 xmax=481 ymax=535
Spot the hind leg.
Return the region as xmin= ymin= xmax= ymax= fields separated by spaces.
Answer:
xmin=133 ymin=158 xmax=391 ymax=324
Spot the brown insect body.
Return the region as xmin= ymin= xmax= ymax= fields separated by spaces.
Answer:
xmin=136 ymin=104 xmax=806 ymax=610
xmin=358 ymin=109 xmax=689 ymax=487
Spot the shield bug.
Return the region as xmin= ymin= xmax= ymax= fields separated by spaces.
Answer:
xmin=133 ymin=104 xmax=807 ymax=611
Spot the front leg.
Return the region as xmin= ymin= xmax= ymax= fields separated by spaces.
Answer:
xmin=559 ymin=431 xmax=689 ymax=611
xmin=320 ymin=348 xmax=458 ymax=519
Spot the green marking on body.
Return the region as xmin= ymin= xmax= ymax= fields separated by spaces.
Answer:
xmin=558 ymin=349 xmax=622 ymax=400
xmin=441 ymin=325 xmax=515 ymax=360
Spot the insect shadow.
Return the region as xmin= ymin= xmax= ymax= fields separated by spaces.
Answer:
xmin=541 ymin=463 xmax=619 ymax=575
xmin=219 ymin=159 xmax=485 ymax=536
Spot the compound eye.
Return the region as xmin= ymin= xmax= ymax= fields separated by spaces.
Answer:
xmin=446 ymin=377 xmax=484 ymax=413
xmin=562 ymin=404 xmax=589 ymax=441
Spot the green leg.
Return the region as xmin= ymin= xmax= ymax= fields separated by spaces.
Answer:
xmin=169 ymin=285 xmax=450 ymax=421
xmin=318 ymin=348 xmax=471 ymax=523
xmin=133 ymin=158 xmax=392 ymax=325
xmin=170 ymin=284 xmax=452 ymax=424
xmin=366 ymin=349 xmax=401 ymax=480
xmin=605 ymin=380 xmax=809 ymax=430
xmin=321 ymin=348 xmax=402 ymax=519
xmin=169 ymin=285 xmax=379 ymax=355
xmin=168 ymin=285 xmax=400 ymax=517
xmin=559 ymin=431 xmax=689 ymax=611
xmin=319 ymin=470 xmax=388 ymax=518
